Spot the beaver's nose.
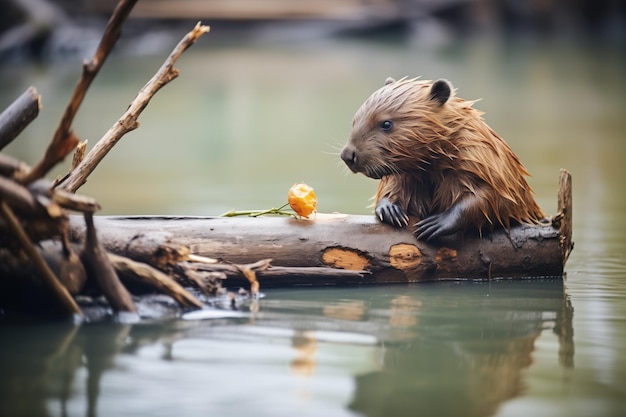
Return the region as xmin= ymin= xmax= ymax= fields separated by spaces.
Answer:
xmin=341 ymin=147 xmax=357 ymax=167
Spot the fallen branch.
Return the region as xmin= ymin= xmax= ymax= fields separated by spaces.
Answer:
xmin=0 ymin=86 xmax=41 ymax=151
xmin=0 ymin=176 xmax=50 ymax=217
xmin=56 ymin=22 xmax=211 ymax=193
xmin=554 ymin=169 xmax=574 ymax=264
xmin=0 ymin=201 xmax=82 ymax=317
xmin=81 ymin=213 xmax=136 ymax=315
xmin=0 ymin=8 xmax=216 ymax=318
xmin=16 ymin=0 xmax=139 ymax=185
xmin=108 ymin=253 xmax=203 ymax=309
xmin=0 ymin=154 xmax=30 ymax=178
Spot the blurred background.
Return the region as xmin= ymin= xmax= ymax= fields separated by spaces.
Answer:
xmin=1 ymin=3 xmax=626 ymax=417
xmin=0 ymin=0 xmax=624 ymax=217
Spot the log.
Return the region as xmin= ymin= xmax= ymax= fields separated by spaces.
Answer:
xmin=66 ymin=172 xmax=572 ymax=289
xmin=69 ymin=212 xmax=569 ymax=289
xmin=0 ymin=87 xmax=41 ymax=151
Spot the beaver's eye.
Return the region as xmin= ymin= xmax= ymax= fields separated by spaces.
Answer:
xmin=380 ymin=120 xmax=393 ymax=131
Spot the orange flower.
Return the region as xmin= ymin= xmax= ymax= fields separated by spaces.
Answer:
xmin=288 ymin=183 xmax=317 ymax=218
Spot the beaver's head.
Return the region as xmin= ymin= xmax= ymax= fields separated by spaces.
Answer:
xmin=340 ymin=77 xmax=453 ymax=179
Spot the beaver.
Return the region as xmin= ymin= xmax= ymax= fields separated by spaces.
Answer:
xmin=340 ymin=77 xmax=545 ymax=241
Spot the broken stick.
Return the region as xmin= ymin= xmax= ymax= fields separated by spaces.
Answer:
xmin=0 ymin=86 xmax=41 ymax=151
xmin=108 ymin=253 xmax=203 ymax=309
xmin=57 ymin=22 xmax=211 ymax=193
xmin=16 ymin=0 xmax=140 ymax=185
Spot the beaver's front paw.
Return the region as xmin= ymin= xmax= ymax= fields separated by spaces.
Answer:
xmin=375 ymin=197 xmax=409 ymax=228
xmin=415 ymin=208 xmax=462 ymax=241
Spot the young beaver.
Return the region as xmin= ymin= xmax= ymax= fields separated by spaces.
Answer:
xmin=340 ymin=77 xmax=545 ymax=241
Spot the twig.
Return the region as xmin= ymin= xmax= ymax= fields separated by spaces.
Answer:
xmin=108 ymin=253 xmax=203 ymax=309
xmin=52 ymin=140 xmax=87 ymax=188
xmin=57 ymin=22 xmax=211 ymax=193
xmin=51 ymin=188 xmax=101 ymax=213
xmin=81 ymin=212 xmax=137 ymax=314
xmin=187 ymin=254 xmax=218 ymax=264
xmin=0 ymin=201 xmax=82 ymax=318
xmin=17 ymin=0 xmax=139 ymax=185
xmin=0 ymin=86 xmax=41 ymax=151
xmin=235 ymin=260 xmax=271 ymax=296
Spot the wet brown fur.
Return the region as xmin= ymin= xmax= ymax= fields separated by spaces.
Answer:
xmin=344 ymin=77 xmax=545 ymax=233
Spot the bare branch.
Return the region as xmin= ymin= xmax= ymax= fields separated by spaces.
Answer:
xmin=17 ymin=0 xmax=139 ymax=185
xmin=57 ymin=22 xmax=210 ymax=193
xmin=0 ymin=86 xmax=41 ymax=151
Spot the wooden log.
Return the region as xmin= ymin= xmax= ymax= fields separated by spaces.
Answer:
xmin=69 ymin=212 xmax=567 ymax=288
xmin=65 ymin=171 xmax=571 ymax=290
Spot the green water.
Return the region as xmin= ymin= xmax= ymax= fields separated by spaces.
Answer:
xmin=1 ymin=33 xmax=625 ymax=417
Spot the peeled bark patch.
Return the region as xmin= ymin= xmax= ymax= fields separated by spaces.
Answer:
xmin=322 ymin=247 xmax=370 ymax=271
xmin=389 ymin=244 xmax=423 ymax=270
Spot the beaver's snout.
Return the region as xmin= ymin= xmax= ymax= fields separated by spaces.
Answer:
xmin=340 ymin=146 xmax=358 ymax=172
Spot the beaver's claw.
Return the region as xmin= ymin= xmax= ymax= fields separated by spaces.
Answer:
xmin=375 ymin=197 xmax=410 ymax=228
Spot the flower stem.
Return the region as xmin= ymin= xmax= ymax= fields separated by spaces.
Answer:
xmin=220 ymin=203 xmax=296 ymax=218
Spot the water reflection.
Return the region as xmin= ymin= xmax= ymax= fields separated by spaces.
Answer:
xmin=347 ymin=282 xmax=573 ymax=417
xmin=0 ymin=280 xmax=572 ymax=417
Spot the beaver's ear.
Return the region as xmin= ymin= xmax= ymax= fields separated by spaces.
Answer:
xmin=384 ymin=77 xmax=396 ymax=86
xmin=429 ymin=79 xmax=452 ymax=105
